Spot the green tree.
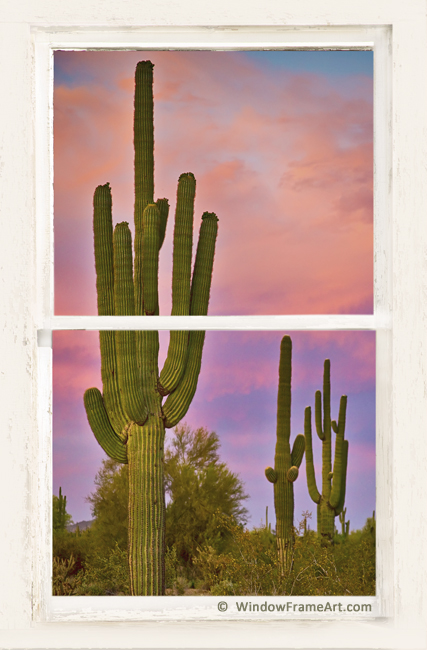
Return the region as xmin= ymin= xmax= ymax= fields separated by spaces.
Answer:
xmin=84 ymin=425 xmax=248 ymax=574
xmin=165 ymin=425 xmax=249 ymax=566
xmin=86 ymin=458 xmax=128 ymax=556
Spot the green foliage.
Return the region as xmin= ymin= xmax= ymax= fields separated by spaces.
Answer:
xmin=53 ymin=487 xmax=72 ymax=532
xmin=165 ymin=425 xmax=249 ymax=567
xmin=56 ymin=425 xmax=247 ymax=592
xmin=53 ymin=507 xmax=375 ymax=596
xmin=165 ymin=545 xmax=179 ymax=590
xmin=264 ymin=336 xmax=305 ymax=571
xmin=289 ymin=529 xmax=375 ymax=596
xmin=86 ymin=458 xmax=128 ymax=555
xmin=53 ymin=527 xmax=130 ymax=595
xmin=83 ymin=59 xmax=218 ymax=595
xmin=195 ymin=517 xmax=284 ymax=595
xmin=53 ymin=527 xmax=92 ymax=577
xmin=76 ymin=543 xmax=130 ymax=595
xmin=52 ymin=555 xmax=82 ymax=595
xmin=194 ymin=514 xmax=375 ymax=596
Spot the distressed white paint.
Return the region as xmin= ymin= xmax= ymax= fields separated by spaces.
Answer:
xmin=0 ymin=22 xmax=35 ymax=631
xmin=50 ymin=594 xmax=379 ymax=621
xmin=0 ymin=2 xmax=425 ymax=649
xmin=43 ymin=314 xmax=388 ymax=331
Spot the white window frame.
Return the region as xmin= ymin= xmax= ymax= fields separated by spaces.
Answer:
xmin=35 ymin=22 xmax=392 ymax=625
xmin=0 ymin=4 xmax=426 ymax=649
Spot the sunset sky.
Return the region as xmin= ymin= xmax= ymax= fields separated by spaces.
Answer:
xmin=53 ymin=50 xmax=374 ymax=531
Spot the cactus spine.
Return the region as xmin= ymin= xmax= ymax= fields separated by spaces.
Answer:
xmin=304 ymin=359 xmax=348 ymax=546
xmin=265 ymin=336 xmax=305 ymax=572
xmin=84 ymin=61 xmax=218 ymax=595
xmin=339 ymin=507 xmax=350 ymax=537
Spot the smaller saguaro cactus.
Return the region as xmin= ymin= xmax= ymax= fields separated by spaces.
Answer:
xmin=58 ymin=487 xmax=67 ymax=528
xmin=366 ymin=510 xmax=376 ymax=535
xmin=304 ymin=359 xmax=348 ymax=546
xmin=265 ymin=506 xmax=271 ymax=532
xmin=339 ymin=508 xmax=350 ymax=538
xmin=53 ymin=487 xmax=69 ymax=532
xmin=265 ymin=336 xmax=305 ymax=572
xmin=301 ymin=510 xmax=312 ymax=537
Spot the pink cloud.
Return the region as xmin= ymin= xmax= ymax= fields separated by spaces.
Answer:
xmin=53 ymin=331 xmax=101 ymax=404
xmin=54 ymin=50 xmax=373 ymax=318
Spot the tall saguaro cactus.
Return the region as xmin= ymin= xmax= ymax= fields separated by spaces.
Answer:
xmin=265 ymin=336 xmax=305 ymax=572
xmin=83 ymin=61 xmax=218 ymax=595
xmin=304 ymin=359 xmax=348 ymax=546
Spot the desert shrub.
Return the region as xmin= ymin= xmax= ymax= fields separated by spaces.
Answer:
xmin=210 ymin=580 xmax=235 ymax=596
xmin=165 ymin=426 xmax=248 ymax=569
xmin=194 ymin=517 xmax=285 ymax=595
xmin=76 ymin=543 xmax=130 ymax=595
xmin=194 ymin=515 xmax=375 ymax=597
xmin=53 ymin=528 xmax=93 ymax=576
xmin=289 ymin=530 xmax=375 ymax=596
xmin=52 ymin=555 xmax=82 ymax=595
xmin=165 ymin=545 xmax=180 ymax=589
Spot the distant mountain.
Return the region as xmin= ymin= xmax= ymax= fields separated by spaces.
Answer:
xmin=66 ymin=519 xmax=94 ymax=532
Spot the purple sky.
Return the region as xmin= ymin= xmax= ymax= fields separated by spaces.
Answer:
xmin=53 ymin=329 xmax=375 ymax=531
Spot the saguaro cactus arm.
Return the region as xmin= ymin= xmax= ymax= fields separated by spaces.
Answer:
xmin=84 ymin=388 xmax=128 ymax=463
xmin=291 ymin=434 xmax=305 ymax=467
xmin=286 ymin=466 xmax=299 ymax=482
xmin=314 ymin=390 xmax=325 ymax=440
xmin=93 ymin=184 xmax=128 ymax=435
xmin=334 ymin=439 xmax=349 ymax=515
xmin=113 ymin=222 xmax=148 ymax=425
xmin=162 ymin=212 xmax=219 ymax=428
xmin=329 ymin=395 xmax=348 ymax=509
xmin=265 ymin=467 xmax=278 ymax=483
xmin=162 ymin=331 xmax=204 ymax=428
xmin=141 ymin=204 xmax=162 ymax=316
xmin=156 ymin=198 xmax=169 ymax=249
xmin=159 ymin=173 xmax=196 ymax=395
xmin=170 ymin=173 xmax=195 ymax=313
xmin=304 ymin=406 xmax=321 ymax=504
xmin=189 ymin=212 xmax=219 ymax=315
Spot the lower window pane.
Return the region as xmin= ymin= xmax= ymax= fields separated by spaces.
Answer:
xmin=52 ymin=329 xmax=375 ymax=596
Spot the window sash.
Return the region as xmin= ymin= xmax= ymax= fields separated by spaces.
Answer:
xmin=34 ymin=25 xmax=393 ymax=628
xmin=36 ymin=26 xmax=391 ymax=331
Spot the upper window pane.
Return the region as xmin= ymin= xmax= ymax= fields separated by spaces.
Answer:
xmin=54 ymin=50 xmax=373 ymax=316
